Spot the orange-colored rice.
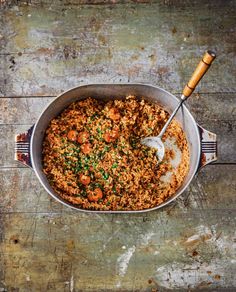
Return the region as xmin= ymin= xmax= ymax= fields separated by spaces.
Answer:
xmin=42 ymin=96 xmax=189 ymax=211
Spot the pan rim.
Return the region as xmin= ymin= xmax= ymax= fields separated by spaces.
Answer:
xmin=30 ymin=83 xmax=201 ymax=213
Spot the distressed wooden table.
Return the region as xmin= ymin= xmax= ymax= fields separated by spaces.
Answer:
xmin=0 ymin=1 xmax=236 ymax=291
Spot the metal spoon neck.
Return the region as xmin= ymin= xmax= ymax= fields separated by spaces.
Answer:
xmin=158 ymin=99 xmax=185 ymax=138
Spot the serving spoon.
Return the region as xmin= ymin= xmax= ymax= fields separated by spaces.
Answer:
xmin=141 ymin=50 xmax=216 ymax=162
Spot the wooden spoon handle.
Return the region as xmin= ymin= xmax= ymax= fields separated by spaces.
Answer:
xmin=182 ymin=50 xmax=216 ymax=98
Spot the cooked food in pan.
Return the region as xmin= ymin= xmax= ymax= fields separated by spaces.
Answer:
xmin=42 ymin=96 xmax=189 ymax=211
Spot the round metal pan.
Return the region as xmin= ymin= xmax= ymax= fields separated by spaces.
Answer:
xmin=15 ymin=84 xmax=217 ymax=213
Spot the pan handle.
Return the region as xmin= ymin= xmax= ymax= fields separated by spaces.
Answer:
xmin=197 ymin=124 xmax=217 ymax=169
xmin=14 ymin=125 xmax=34 ymax=168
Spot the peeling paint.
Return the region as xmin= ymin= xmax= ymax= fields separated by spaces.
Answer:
xmin=155 ymin=259 xmax=236 ymax=289
xmin=117 ymin=246 xmax=136 ymax=277
xmin=138 ymin=232 xmax=155 ymax=246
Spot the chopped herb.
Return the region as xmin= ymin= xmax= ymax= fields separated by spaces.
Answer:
xmin=100 ymin=169 xmax=109 ymax=180
xmin=104 ymin=146 xmax=109 ymax=152
xmin=95 ymin=183 xmax=103 ymax=190
xmin=80 ymin=190 xmax=87 ymax=197
xmin=77 ymin=181 xmax=82 ymax=187
xmin=91 ymin=113 xmax=98 ymax=120
xmin=92 ymin=161 xmax=98 ymax=169
xmin=75 ymin=159 xmax=82 ymax=173
xmin=103 ymin=172 xmax=109 ymax=180
xmin=98 ymin=151 xmax=104 ymax=159
xmin=143 ymin=148 xmax=149 ymax=155
xmin=96 ymin=127 xmax=103 ymax=140
xmin=84 ymin=156 xmax=90 ymax=163
xmin=67 ymin=147 xmax=75 ymax=152
xmin=84 ymin=164 xmax=90 ymax=170
xmin=65 ymin=151 xmax=76 ymax=157
xmin=130 ymin=138 xmax=137 ymax=149
xmin=112 ymin=163 xmax=118 ymax=169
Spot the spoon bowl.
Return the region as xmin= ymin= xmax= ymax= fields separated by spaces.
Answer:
xmin=141 ymin=136 xmax=165 ymax=162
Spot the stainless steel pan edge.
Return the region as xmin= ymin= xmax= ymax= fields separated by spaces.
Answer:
xmin=15 ymin=83 xmax=217 ymax=213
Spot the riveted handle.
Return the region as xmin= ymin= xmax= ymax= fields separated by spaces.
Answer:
xmin=15 ymin=125 xmax=34 ymax=168
xmin=197 ymin=124 xmax=217 ymax=170
xmin=182 ymin=50 xmax=216 ymax=98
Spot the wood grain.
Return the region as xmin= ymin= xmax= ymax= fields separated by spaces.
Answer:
xmin=1 ymin=0 xmax=160 ymax=7
xmin=1 ymin=0 xmax=234 ymax=6
xmin=0 ymin=1 xmax=235 ymax=96
xmin=0 ymin=197 xmax=235 ymax=291
xmin=0 ymin=166 xmax=236 ymax=290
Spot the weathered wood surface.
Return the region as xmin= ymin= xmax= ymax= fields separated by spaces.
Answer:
xmin=0 ymin=1 xmax=236 ymax=96
xmin=1 ymin=208 xmax=236 ymax=291
xmin=0 ymin=0 xmax=236 ymax=291
xmin=0 ymin=164 xmax=236 ymax=290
